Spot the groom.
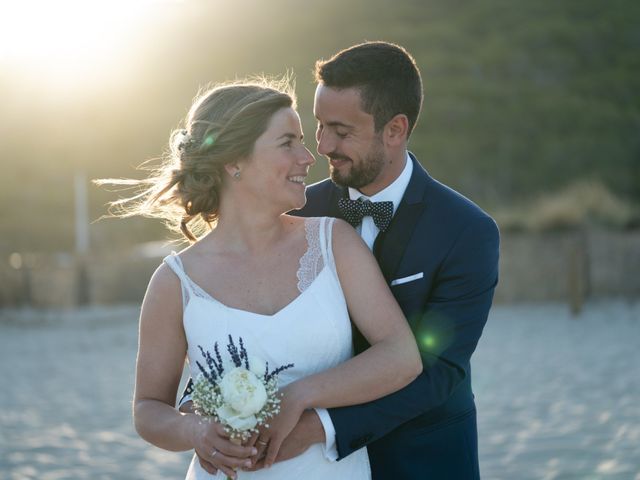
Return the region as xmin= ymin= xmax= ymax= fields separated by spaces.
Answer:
xmin=282 ymin=41 xmax=498 ymax=479
xmin=190 ymin=41 xmax=499 ymax=479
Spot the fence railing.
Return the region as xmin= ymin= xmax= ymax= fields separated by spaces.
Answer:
xmin=1 ymin=230 xmax=639 ymax=309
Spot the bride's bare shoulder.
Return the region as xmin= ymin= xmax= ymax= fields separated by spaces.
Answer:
xmin=331 ymin=218 xmax=365 ymax=248
xmin=147 ymin=261 xmax=181 ymax=295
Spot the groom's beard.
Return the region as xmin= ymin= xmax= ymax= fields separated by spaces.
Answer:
xmin=328 ymin=138 xmax=385 ymax=190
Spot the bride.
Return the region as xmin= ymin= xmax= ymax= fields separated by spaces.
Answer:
xmin=109 ymin=79 xmax=422 ymax=479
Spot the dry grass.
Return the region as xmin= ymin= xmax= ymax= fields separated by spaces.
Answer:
xmin=494 ymin=180 xmax=639 ymax=232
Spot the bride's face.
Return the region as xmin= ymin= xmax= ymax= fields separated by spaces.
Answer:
xmin=239 ymin=107 xmax=315 ymax=212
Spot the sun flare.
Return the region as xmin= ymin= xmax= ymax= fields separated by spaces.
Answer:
xmin=0 ymin=0 xmax=179 ymax=85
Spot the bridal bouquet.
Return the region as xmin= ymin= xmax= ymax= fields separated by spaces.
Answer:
xmin=192 ymin=335 xmax=294 ymax=442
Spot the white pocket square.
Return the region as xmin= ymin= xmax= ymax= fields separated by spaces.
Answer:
xmin=390 ymin=272 xmax=424 ymax=286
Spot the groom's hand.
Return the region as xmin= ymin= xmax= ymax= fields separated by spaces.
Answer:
xmin=245 ymin=409 xmax=325 ymax=471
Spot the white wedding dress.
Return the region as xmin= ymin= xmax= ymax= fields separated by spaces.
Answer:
xmin=163 ymin=216 xmax=371 ymax=480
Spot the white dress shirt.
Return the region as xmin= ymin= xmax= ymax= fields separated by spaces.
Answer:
xmin=315 ymin=153 xmax=413 ymax=460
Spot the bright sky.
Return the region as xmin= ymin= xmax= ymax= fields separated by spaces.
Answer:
xmin=0 ymin=0 xmax=182 ymax=88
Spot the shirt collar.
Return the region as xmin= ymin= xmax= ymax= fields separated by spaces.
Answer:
xmin=348 ymin=152 xmax=413 ymax=214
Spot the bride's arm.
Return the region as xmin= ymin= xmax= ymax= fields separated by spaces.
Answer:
xmin=260 ymin=219 xmax=422 ymax=465
xmin=133 ymin=264 xmax=255 ymax=475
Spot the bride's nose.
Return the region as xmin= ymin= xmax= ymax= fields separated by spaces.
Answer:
xmin=299 ymin=146 xmax=316 ymax=167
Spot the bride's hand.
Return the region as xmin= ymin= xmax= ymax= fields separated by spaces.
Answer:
xmin=258 ymin=384 xmax=306 ymax=468
xmin=189 ymin=415 xmax=257 ymax=479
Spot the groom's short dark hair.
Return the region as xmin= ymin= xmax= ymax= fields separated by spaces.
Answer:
xmin=315 ymin=41 xmax=423 ymax=137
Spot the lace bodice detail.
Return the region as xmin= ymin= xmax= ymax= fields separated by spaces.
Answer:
xmin=296 ymin=217 xmax=335 ymax=292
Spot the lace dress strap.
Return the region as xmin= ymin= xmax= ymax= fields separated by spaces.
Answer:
xmin=296 ymin=217 xmax=338 ymax=293
xmin=162 ymin=253 xmax=193 ymax=309
xmin=319 ymin=217 xmax=337 ymax=277
xmin=296 ymin=217 xmax=323 ymax=292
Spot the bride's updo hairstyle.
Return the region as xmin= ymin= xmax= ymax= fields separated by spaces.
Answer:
xmin=99 ymin=78 xmax=295 ymax=242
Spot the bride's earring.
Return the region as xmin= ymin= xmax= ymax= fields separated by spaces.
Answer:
xmin=233 ymin=170 xmax=241 ymax=180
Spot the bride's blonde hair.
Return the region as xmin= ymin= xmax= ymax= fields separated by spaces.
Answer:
xmin=97 ymin=77 xmax=296 ymax=242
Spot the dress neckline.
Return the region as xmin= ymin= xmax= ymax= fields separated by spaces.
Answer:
xmin=181 ymin=263 xmax=329 ymax=318
xmin=169 ymin=217 xmax=333 ymax=318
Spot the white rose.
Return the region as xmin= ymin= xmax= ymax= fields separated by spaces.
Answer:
xmin=218 ymin=367 xmax=268 ymax=420
xmin=216 ymin=405 xmax=259 ymax=431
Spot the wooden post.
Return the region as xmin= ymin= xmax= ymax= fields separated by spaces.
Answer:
xmin=568 ymin=231 xmax=589 ymax=315
xmin=75 ymin=172 xmax=90 ymax=305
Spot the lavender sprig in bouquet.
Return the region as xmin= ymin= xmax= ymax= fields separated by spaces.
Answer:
xmin=192 ymin=335 xmax=294 ymax=442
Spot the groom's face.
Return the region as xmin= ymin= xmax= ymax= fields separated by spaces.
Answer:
xmin=314 ymin=85 xmax=386 ymax=192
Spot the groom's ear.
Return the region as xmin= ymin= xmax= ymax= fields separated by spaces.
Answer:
xmin=383 ymin=114 xmax=409 ymax=146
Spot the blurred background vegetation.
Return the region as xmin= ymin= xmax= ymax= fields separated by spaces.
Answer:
xmin=1 ymin=0 xmax=639 ymax=254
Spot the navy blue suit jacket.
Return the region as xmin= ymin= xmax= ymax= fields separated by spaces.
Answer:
xmin=293 ymin=153 xmax=500 ymax=479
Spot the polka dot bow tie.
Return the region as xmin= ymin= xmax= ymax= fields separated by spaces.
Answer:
xmin=338 ymin=198 xmax=394 ymax=232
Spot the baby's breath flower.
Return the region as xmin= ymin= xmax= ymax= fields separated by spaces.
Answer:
xmin=192 ymin=336 xmax=294 ymax=441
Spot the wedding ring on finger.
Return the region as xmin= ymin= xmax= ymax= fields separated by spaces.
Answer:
xmin=211 ymin=448 xmax=218 ymax=458
xmin=257 ymin=440 xmax=268 ymax=446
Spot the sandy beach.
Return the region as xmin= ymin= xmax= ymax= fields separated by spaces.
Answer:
xmin=1 ymin=301 xmax=639 ymax=480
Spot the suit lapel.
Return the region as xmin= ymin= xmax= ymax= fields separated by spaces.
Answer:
xmin=327 ymin=183 xmax=347 ymax=219
xmin=373 ymin=154 xmax=429 ymax=282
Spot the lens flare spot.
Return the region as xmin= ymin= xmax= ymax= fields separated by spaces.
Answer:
xmin=422 ymin=335 xmax=436 ymax=349
xmin=203 ymin=135 xmax=216 ymax=147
